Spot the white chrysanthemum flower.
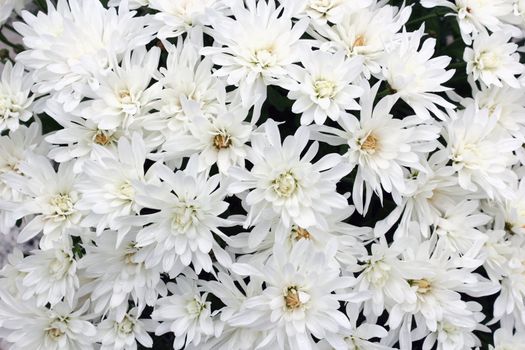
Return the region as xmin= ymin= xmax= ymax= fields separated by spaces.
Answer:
xmin=375 ymin=153 xmax=466 ymax=238
xmin=16 ymin=242 xmax=78 ymax=307
xmin=230 ymin=241 xmax=364 ymax=350
xmin=380 ymin=27 xmax=455 ymax=120
xmin=464 ymin=30 xmax=524 ymax=88
xmin=388 ymin=239 xmax=498 ymax=347
xmin=316 ymin=83 xmax=440 ymax=214
xmin=421 ymin=0 xmax=517 ymax=44
xmin=437 ymin=104 xmax=521 ymax=199
xmin=0 ymin=155 xmax=81 ymax=249
xmin=312 ymin=4 xmax=412 ymax=76
xmin=202 ymin=0 xmax=308 ymax=111
xmin=97 ymin=308 xmax=154 ymax=350
xmin=14 ymin=0 xmax=155 ymax=111
xmin=353 ymin=239 xmax=419 ymax=318
xmin=80 ymin=47 xmax=162 ymax=130
xmin=149 ymin=36 xmax=226 ymax=138
xmin=78 ymin=232 xmax=166 ymax=321
xmin=76 ymin=134 xmax=153 ymax=238
xmin=229 ymin=120 xmax=351 ymax=229
xmin=286 ymin=49 xmax=363 ymax=125
xmin=283 ymin=0 xmax=372 ymax=24
xmin=0 ymin=294 xmax=96 ymax=350
xmin=0 ymin=62 xmax=34 ymax=132
xmin=152 ymin=276 xmax=215 ymax=350
xmin=434 ymin=199 xmax=490 ymax=257
xmin=461 ymin=83 xmax=525 ymax=139
xmin=132 ymin=160 xmax=232 ymax=273
xmin=0 ymin=123 xmax=47 ymax=234
xmin=423 ymin=311 xmax=486 ymax=350
xmin=150 ymin=0 xmax=226 ymax=39
xmin=161 ymin=105 xmax=252 ymax=174
xmin=44 ymin=101 xmax=124 ymax=172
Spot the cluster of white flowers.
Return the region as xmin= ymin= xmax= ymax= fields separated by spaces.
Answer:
xmin=0 ymin=0 xmax=524 ymax=349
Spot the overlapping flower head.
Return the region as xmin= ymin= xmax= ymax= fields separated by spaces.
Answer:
xmin=0 ymin=0 xmax=524 ymax=349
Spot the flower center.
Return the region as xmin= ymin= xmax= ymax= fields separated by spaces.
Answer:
xmin=409 ymin=279 xmax=432 ymax=294
xmin=45 ymin=319 xmax=68 ymax=341
xmin=359 ymin=133 xmax=379 ymax=154
xmin=284 ymin=286 xmax=303 ymax=310
xmin=171 ymin=204 xmax=197 ymax=233
xmin=213 ymin=133 xmax=232 ymax=150
xmin=309 ymin=0 xmax=334 ymax=13
xmin=93 ymin=130 xmax=114 ymax=146
xmin=117 ymin=316 xmax=135 ymax=335
xmin=118 ymin=181 xmax=135 ymax=201
xmin=46 ymin=327 xmax=65 ymax=340
xmin=353 ymin=34 xmax=367 ymax=48
xmin=252 ymin=47 xmax=277 ymax=69
xmin=186 ymin=297 xmax=207 ymax=317
xmin=476 ymin=51 xmax=501 ymax=70
xmin=272 ymin=172 xmax=298 ymax=198
xmin=50 ymin=193 xmax=75 ymax=217
xmin=292 ymin=225 xmax=311 ymax=241
xmin=49 ymin=251 xmax=74 ymax=279
xmin=123 ymin=242 xmax=140 ymax=265
xmin=314 ymin=79 xmax=336 ymax=99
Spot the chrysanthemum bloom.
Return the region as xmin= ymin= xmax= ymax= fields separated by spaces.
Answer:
xmin=0 ymin=123 xmax=47 ymax=234
xmin=286 ymin=49 xmax=363 ymax=125
xmin=230 ymin=241 xmax=366 ymax=350
xmin=152 ymin=275 xmax=215 ymax=350
xmin=14 ymin=0 xmax=156 ymax=110
xmin=131 ymin=159 xmax=233 ymax=274
xmin=161 ymin=104 xmax=252 ymax=174
xmin=0 ymin=155 xmax=81 ymax=249
xmin=229 ymin=120 xmax=351 ymax=229
xmin=0 ymin=62 xmax=34 ymax=132
xmin=97 ymin=308 xmax=154 ymax=350
xmin=312 ymin=3 xmax=411 ymax=77
xmin=380 ymin=27 xmax=455 ymax=120
xmin=202 ymin=0 xmax=308 ymax=116
xmin=437 ymin=104 xmax=521 ymax=200
xmin=315 ymin=83 xmax=440 ymax=214
xmin=78 ymin=232 xmax=166 ymax=321
xmin=464 ymin=30 xmax=524 ymax=88
xmin=421 ymin=0 xmax=517 ymax=44
xmin=76 ymin=134 xmax=155 ymax=238
xmin=17 ymin=242 xmax=78 ymax=307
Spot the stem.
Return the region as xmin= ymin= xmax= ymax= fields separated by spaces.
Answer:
xmin=406 ymin=10 xmax=450 ymax=26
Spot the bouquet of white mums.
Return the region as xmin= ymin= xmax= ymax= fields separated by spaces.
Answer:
xmin=0 ymin=0 xmax=524 ymax=349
